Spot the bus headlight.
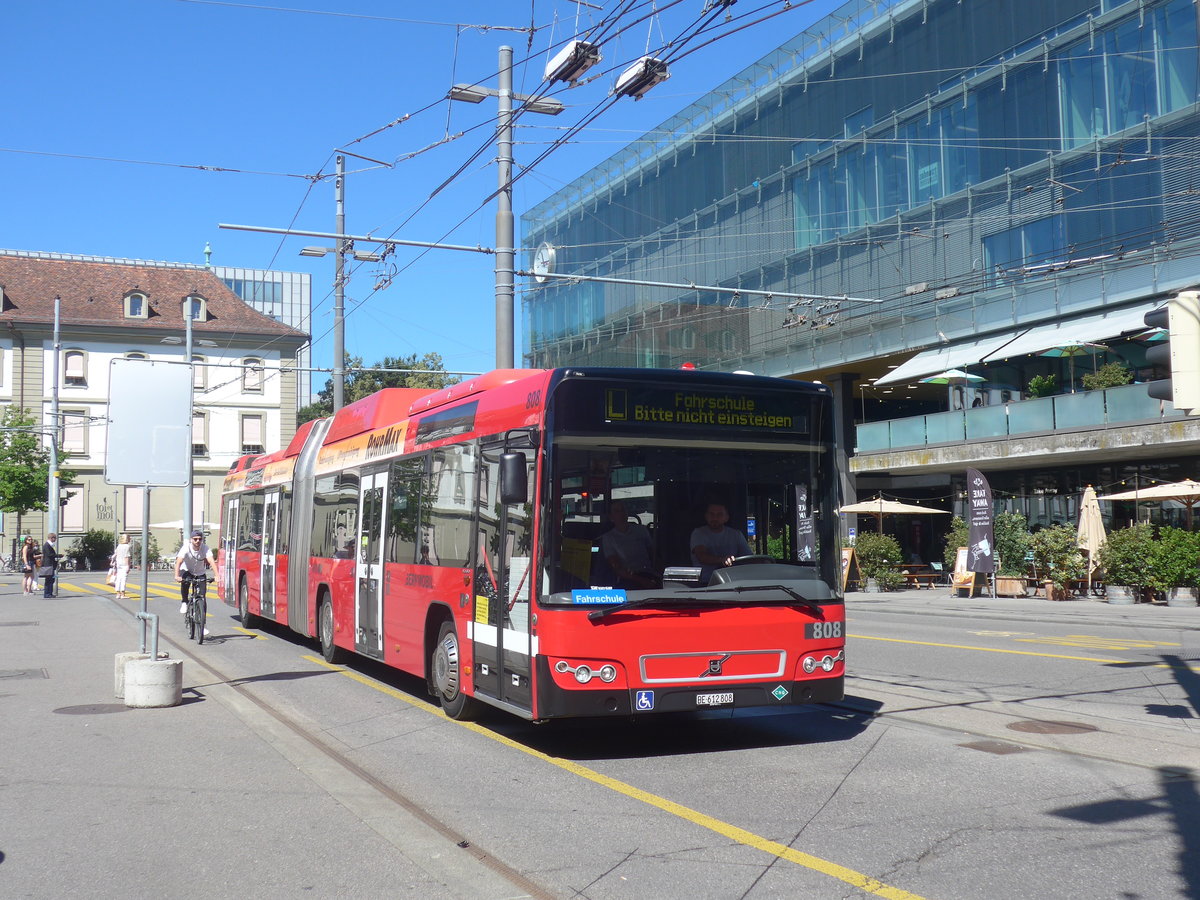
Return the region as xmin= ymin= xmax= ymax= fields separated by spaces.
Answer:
xmin=554 ymin=659 xmax=620 ymax=685
xmin=802 ymin=650 xmax=845 ymax=674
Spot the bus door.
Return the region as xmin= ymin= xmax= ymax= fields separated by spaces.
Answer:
xmin=472 ymin=440 xmax=536 ymax=711
xmin=221 ymin=496 xmax=239 ymax=602
xmin=259 ymin=490 xmax=280 ymax=619
xmin=355 ymin=469 xmax=388 ymax=659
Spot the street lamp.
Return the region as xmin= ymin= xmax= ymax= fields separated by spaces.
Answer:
xmin=449 ymin=45 xmax=565 ymax=369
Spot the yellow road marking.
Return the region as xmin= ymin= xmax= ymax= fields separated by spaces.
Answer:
xmin=232 ymin=626 xmax=265 ymax=639
xmin=57 ymin=582 xmax=89 ymax=594
xmin=850 ymin=634 xmax=1199 ymax=671
xmin=1015 ymin=634 xmax=1181 ymax=651
xmin=850 ymin=633 xmax=1123 ymax=663
xmin=301 ymin=655 xmax=925 ymax=900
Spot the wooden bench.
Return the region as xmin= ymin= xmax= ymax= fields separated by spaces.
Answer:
xmin=904 ymin=572 xmax=941 ymax=589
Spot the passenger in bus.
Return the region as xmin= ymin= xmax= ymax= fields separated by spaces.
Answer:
xmin=690 ymin=502 xmax=751 ymax=569
xmin=600 ymin=500 xmax=658 ymax=589
xmin=332 ymin=524 xmax=353 ymax=559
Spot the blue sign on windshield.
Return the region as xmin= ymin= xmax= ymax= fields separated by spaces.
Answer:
xmin=572 ymin=588 xmax=627 ymax=604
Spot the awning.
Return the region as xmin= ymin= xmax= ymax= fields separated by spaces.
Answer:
xmin=874 ymin=302 xmax=1160 ymax=386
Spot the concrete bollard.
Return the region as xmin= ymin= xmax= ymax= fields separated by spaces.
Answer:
xmin=114 ymin=652 xmax=149 ymax=699
xmin=124 ymin=658 xmax=183 ymax=708
xmin=115 ymin=651 xmax=170 ymax=698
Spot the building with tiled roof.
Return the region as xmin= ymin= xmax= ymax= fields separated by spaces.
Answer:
xmin=0 ymin=249 xmax=309 ymax=557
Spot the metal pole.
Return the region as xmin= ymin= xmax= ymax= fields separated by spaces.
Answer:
xmin=183 ymin=298 xmax=194 ymax=538
xmin=139 ymin=486 xmax=150 ymax=654
xmin=495 ymin=46 xmax=515 ymax=369
xmin=48 ymin=296 xmax=61 ymax=536
xmin=334 ymin=154 xmax=346 ymax=411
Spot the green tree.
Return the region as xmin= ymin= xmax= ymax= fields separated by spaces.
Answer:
xmin=299 ymin=353 xmax=459 ymax=424
xmin=942 ymin=516 xmax=969 ymax=573
xmin=0 ymin=406 xmax=76 ymax=537
xmin=994 ymin=511 xmax=1032 ymax=576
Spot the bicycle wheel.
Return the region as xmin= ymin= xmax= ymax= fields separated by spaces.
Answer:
xmin=186 ymin=587 xmax=197 ymax=641
xmin=196 ymin=590 xmax=207 ymax=645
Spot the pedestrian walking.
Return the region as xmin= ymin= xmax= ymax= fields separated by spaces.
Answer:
xmin=21 ymin=536 xmax=38 ymax=594
xmin=112 ymin=534 xmax=132 ymax=600
xmin=40 ymin=533 xmax=59 ymax=598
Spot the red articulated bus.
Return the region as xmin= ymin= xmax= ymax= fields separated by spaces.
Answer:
xmin=218 ymin=367 xmax=845 ymax=721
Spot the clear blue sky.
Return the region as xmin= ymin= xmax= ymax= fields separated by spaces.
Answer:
xmin=4 ymin=0 xmax=836 ymax=392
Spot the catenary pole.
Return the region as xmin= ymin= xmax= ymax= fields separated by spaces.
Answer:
xmin=334 ymin=154 xmax=346 ymax=411
xmin=495 ymin=46 xmax=515 ymax=369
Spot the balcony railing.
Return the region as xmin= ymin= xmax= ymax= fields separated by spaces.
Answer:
xmin=855 ymin=383 xmax=1187 ymax=453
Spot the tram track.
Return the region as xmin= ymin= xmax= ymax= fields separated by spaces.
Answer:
xmin=152 ymin=620 xmax=558 ymax=900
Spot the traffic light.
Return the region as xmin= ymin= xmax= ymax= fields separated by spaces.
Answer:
xmin=1146 ymin=289 xmax=1200 ymax=412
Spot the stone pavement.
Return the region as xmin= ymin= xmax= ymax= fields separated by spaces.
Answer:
xmin=1 ymin=573 xmax=1194 ymax=898
xmin=0 ymin=573 xmax=531 ymax=900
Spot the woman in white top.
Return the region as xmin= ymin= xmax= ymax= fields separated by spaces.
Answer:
xmin=112 ymin=535 xmax=133 ymax=600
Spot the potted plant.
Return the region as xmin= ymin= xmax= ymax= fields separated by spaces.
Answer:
xmin=1027 ymin=374 xmax=1057 ymax=398
xmin=853 ymin=532 xmax=904 ymax=591
xmin=1098 ymin=523 xmax=1159 ymax=604
xmin=994 ymin=511 xmax=1032 ymax=596
xmin=1080 ymin=361 xmax=1132 ymax=392
xmin=1153 ymin=526 xmax=1200 ymax=607
xmin=1028 ymin=525 xmax=1085 ymax=600
xmin=942 ymin=516 xmax=969 ymax=573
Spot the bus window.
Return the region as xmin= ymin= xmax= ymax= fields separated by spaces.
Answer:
xmin=425 ymin=445 xmax=472 ymax=567
xmin=313 ymin=472 xmax=358 ymax=559
xmin=238 ymin=492 xmax=265 ymax=551
xmin=545 ymin=442 xmax=835 ymax=600
xmin=387 ymin=456 xmax=424 ymax=565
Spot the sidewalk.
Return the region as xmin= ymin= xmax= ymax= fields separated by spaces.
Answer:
xmin=0 ymin=575 xmax=531 ymax=900
xmin=845 ymin=582 xmax=1200 ymax=630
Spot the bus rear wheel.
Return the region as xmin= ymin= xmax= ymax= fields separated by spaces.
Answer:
xmin=238 ymin=579 xmax=256 ymax=629
xmin=319 ymin=595 xmax=345 ymax=664
xmin=432 ymin=621 xmax=478 ymax=720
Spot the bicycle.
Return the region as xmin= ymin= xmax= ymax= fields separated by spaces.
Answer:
xmin=181 ymin=572 xmax=213 ymax=644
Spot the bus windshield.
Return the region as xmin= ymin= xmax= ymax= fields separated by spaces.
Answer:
xmin=544 ymin=438 xmax=839 ymax=603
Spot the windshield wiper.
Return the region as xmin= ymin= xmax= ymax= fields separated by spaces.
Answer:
xmin=587 ymin=584 xmax=825 ymax=620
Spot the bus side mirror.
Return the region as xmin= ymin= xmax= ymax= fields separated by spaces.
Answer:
xmin=499 ymin=452 xmax=527 ymax=505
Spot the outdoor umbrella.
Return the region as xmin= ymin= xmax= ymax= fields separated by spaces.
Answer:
xmin=917 ymin=369 xmax=986 ymax=385
xmin=1040 ymin=340 xmax=1106 ymax=392
xmin=1076 ymin=485 xmax=1107 ymax=590
xmin=838 ymin=496 xmax=950 ymax=533
xmin=1097 ymin=478 xmax=1200 ymax=529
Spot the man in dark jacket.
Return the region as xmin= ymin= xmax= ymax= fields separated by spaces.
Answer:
xmin=41 ymin=533 xmax=58 ymax=598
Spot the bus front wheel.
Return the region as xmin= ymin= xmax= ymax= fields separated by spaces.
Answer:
xmin=319 ymin=594 xmax=345 ymax=664
xmin=432 ymin=621 xmax=478 ymax=720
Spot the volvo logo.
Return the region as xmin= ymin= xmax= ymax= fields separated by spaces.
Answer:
xmin=700 ymin=654 xmax=731 ymax=677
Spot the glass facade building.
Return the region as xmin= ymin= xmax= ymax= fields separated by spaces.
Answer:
xmin=524 ymin=0 xmax=1200 ymax=372
xmin=214 ymin=266 xmax=312 ymax=407
xmin=521 ymin=0 xmax=1200 ymax=551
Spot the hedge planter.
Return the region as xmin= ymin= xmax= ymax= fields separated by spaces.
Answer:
xmin=996 ymin=576 xmax=1026 ymax=597
xmin=1106 ymin=585 xmax=1137 ymax=605
xmin=1167 ymin=587 xmax=1199 ymax=608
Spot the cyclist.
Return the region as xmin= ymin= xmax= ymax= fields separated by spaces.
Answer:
xmin=175 ymin=529 xmax=215 ymax=634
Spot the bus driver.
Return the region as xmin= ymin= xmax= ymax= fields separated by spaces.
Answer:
xmin=690 ymin=502 xmax=751 ymax=569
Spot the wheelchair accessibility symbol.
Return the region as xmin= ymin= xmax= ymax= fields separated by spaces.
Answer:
xmin=635 ymin=690 xmax=655 ymax=711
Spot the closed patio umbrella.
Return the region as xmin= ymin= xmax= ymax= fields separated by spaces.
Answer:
xmin=1076 ymin=485 xmax=1107 ymax=590
xmin=839 ymin=496 xmax=950 ymax=533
